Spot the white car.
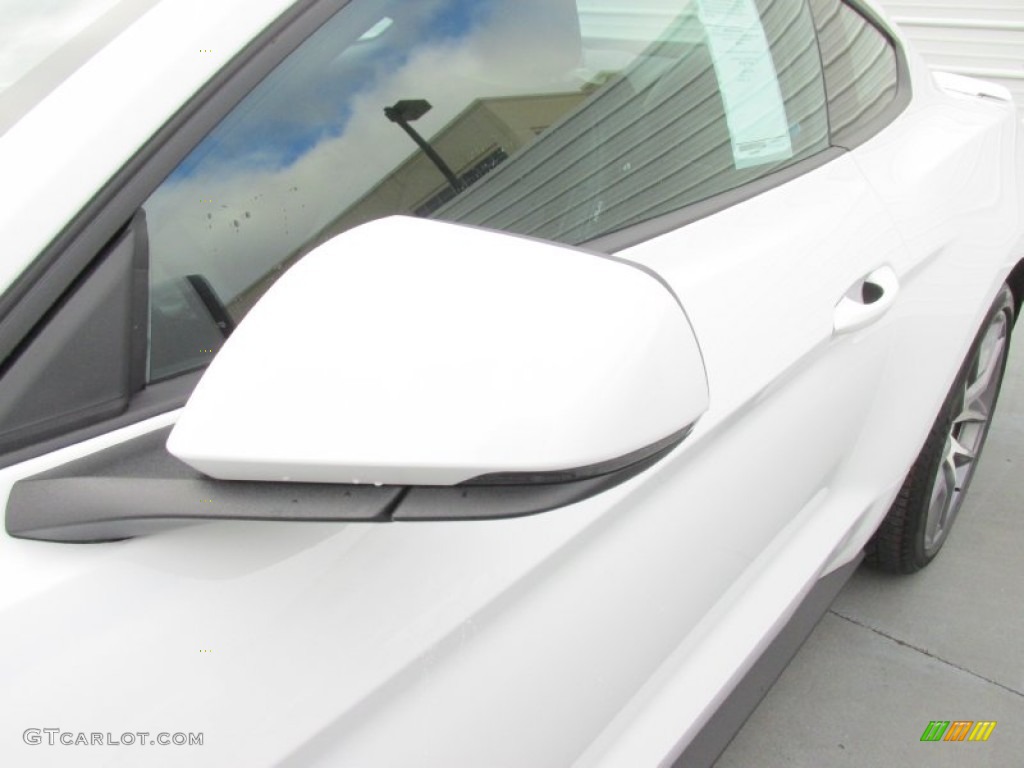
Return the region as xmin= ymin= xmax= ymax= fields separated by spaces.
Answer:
xmin=1 ymin=0 xmax=1022 ymax=765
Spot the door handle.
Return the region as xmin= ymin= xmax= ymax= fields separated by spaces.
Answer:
xmin=834 ymin=265 xmax=899 ymax=334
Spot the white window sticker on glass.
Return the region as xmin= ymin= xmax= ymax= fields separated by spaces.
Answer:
xmin=696 ymin=0 xmax=793 ymax=169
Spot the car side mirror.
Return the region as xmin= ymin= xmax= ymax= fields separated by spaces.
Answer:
xmin=8 ymin=217 xmax=709 ymax=542
xmin=169 ymin=217 xmax=707 ymax=485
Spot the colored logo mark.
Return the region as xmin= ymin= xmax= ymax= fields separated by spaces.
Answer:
xmin=920 ymin=721 xmax=996 ymax=742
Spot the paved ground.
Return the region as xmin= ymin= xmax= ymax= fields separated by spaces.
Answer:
xmin=715 ymin=329 xmax=1024 ymax=767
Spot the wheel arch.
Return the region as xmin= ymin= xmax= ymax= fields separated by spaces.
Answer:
xmin=1004 ymin=257 xmax=1024 ymax=324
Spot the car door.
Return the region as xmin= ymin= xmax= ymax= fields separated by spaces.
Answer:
xmin=821 ymin=0 xmax=1024 ymax=548
xmin=0 ymin=1 xmax=924 ymax=766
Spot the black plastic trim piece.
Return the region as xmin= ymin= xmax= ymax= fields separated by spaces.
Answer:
xmin=7 ymin=478 xmax=406 ymax=544
xmin=6 ymin=428 xmax=405 ymax=543
xmin=7 ymin=422 xmax=687 ymax=542
xmin=129 ymin=209 xmax=150 ymax=394
xmin=396 ymin=448 xmax=667 ymax=522
xmin=463 ymin=426 xmax=690 ymax=485
xmin=10 ymin=479 xmax=406 ymax=544
xmin=0 ymin=222 xmax=139 ymax=455
xmin=185 ymin=274 xmax=235 ymax=337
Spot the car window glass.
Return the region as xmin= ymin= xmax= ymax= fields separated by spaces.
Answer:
xmin=808 ymin=0 xmax=899 ymax=143
xmin=143 ymin=0 xmax=829 ymax=382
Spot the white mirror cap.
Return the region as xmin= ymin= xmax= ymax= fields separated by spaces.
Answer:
xmin=167 ymin=217 xmax=708 ymax=486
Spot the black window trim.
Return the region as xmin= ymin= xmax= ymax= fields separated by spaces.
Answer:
xmin=0 ymin=0 xmax=912 ymax=469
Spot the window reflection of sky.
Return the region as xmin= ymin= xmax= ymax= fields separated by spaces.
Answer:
xmin=168 ymin=0 xmax=493 ymax=180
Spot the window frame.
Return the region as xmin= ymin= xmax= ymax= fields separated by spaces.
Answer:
xmin=0 ymin=0 xmax=912 ymax=468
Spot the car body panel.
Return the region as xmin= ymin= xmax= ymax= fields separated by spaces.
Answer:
xmin=0 ymin=1 xmax=1022 ymax=766
xmin=0 ymin=0 xmax=164 ymax=135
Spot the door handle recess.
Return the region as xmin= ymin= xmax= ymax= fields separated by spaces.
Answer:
xmin=834 ymin=265 xmax=899 ymax=335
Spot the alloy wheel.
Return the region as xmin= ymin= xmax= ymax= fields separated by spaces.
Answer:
xmin=922 ymin=309 xmax=1010 ymax=556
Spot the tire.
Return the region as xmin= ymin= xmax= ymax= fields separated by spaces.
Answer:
xmin=865 ymin=284 xmax=1015 ymax=573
